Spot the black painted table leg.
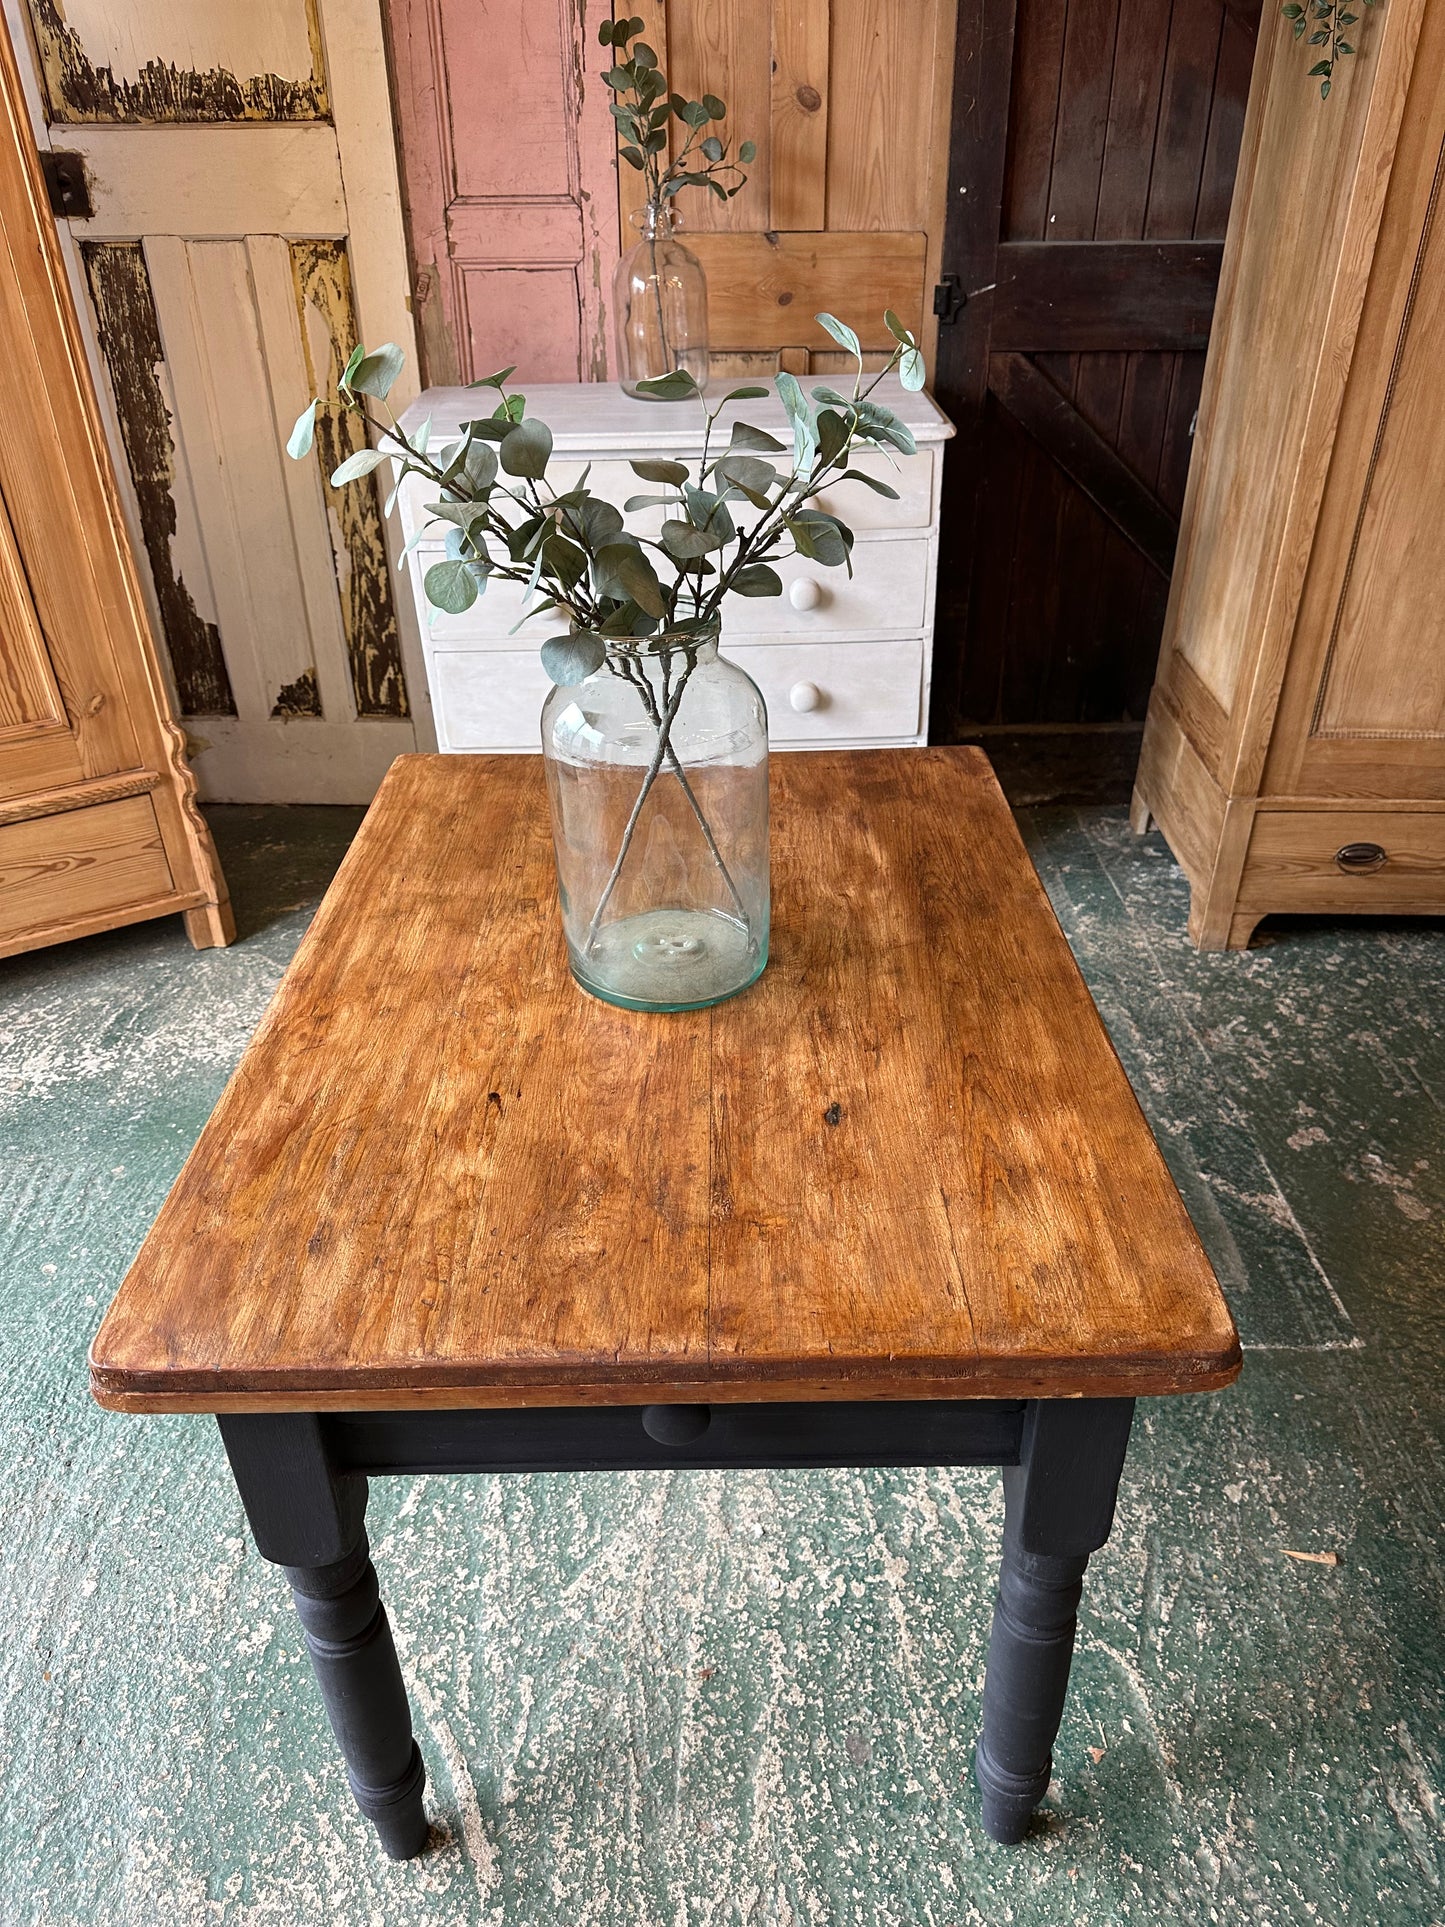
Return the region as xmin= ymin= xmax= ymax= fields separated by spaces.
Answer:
xmin=218 ymin=1415 xmax=430 ymax=1861
xmin=975 ymin=1397 xmax=1135 ymax=1843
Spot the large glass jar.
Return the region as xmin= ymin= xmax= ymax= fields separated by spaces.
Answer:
xmin=613 ymin=204 xmax=709 ymax=397
xmin=542 ymin=631 xmax=768 ymax=1012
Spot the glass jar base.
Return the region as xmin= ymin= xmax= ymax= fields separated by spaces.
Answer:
xmin=569 ymin=907 xmax=766 ymax=1013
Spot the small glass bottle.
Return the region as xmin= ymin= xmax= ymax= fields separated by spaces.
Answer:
xmin=613 ymin=204 xmax=710 ymax=397
xmin=542 ymin=630 xmax=768 ymax=1011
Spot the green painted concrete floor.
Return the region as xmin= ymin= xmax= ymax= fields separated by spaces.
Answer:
xmin=2 ymin=803 xmax=1443 ymax=1926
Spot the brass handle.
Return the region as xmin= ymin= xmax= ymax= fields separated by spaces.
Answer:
xmin=1334 ymin=841 xmax=1387 ymax=874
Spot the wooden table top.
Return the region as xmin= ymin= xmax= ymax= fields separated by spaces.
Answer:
xmin=90 ymin=750 xmax=1240 ymax=1414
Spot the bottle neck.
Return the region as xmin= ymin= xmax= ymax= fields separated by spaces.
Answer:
xmin=631 ymin=201 xmax=677 ymax=242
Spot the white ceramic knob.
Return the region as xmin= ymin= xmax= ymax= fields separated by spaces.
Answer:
xmin=789 ymin=680 xmax=822 ymax=713
xmin=788 ymin=575 xmax=823 ymax=612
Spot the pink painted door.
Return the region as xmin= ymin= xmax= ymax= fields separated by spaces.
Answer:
xmin=384 ymin=0 xmax=619 ymax=384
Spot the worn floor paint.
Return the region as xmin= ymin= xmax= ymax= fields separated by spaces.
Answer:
xmin=1 ymin=804 xmax=1442 ymax=1926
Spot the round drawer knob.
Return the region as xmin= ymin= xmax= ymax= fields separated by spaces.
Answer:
xmin=1335 ymin=841 xmax=1388 ymax=874
xmin=789 ymin=680 xmax=823 ymax=713
xmin=788 ymin=576 xmax=823 ymax=612
xmin=641 ymin=1404 xmax=711 ymax=1446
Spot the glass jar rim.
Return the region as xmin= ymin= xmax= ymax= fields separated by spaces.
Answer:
xmin=630 ymin=200 xmax=681 ymax=233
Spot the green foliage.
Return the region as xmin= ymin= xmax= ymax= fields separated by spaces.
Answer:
xmin=599 ymin=11 xmax=754 ymax=217
xmin=287 ymin=314 xmax=925 ymax=686
xmin=1281 ymin=0 xmax=1375 ymax=98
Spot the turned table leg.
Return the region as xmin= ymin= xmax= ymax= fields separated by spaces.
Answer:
xmin=975 ymin=1398 xmax=1134 ymax=1843
xmin=217 ymin=1414 xmax=430 ymax=1860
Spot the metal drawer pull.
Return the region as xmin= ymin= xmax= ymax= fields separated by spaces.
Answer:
xmin=789 ymin=680 xmax=823 ymax=713
xmin=1334 ymin=841 xmax=1387 ymax=874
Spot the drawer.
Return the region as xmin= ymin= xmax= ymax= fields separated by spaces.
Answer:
xmin=430 ymin=650 xmax=551 ymax=751
xmin=730 ymin=638 xmax=924 ymax=743
xmin=412 ymin=535 xmax=931 ymax=646
xmin=429 ymin=638 xmax=923 ymax=751
xmin=396 ymin=447 xmax=935 ymax=541
xmin=1239 ymin=810 xmax=1445 ymax=911
xmin=0 ymin=794 xmax=173 ymax=945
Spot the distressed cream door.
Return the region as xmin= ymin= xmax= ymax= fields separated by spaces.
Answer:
xmin=4 ymin=0 xmax=432 ymax=802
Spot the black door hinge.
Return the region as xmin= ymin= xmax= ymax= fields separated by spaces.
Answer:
xmin=41 ymin=150 xmax=93 ymax=221
xmin=932 ymin=275 xmax=966 ymax=324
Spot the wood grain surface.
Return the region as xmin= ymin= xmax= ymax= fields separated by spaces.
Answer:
xmin=90 ymin=750 xmax=1239 ymax=1412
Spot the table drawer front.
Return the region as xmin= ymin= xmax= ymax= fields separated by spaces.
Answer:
xmin=412 ymin=535 xmax=931 ymax=647
xmin=430 ymin=637 xmax=923 ymax=751
xmin=1240 ymin=809 xmax=1445 ymax=910
xmin=397 ymin=448 xmax=935 ymax=538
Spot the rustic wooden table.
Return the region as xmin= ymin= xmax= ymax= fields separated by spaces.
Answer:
xmin=91 ymin=748 xmax=1239 ymax=1857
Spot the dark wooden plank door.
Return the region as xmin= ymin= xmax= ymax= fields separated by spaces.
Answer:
xmin=930 ymin=0 xmax=1261 ymax=744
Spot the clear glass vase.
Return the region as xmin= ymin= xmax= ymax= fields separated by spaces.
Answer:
xmin=541 ymin=631 xmax=769 ymax=1012
xmin=613 ymin=204 xmax=709 ymax=397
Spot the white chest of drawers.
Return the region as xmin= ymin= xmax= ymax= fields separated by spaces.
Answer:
xmin=395 ymin=376 xmax=954 ymax=753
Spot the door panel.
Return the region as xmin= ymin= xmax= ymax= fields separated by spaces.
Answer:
xmin=383 ymin=0 xmax=619 ymax=384
xmin=931 ymin=0 xmax=1259 ymax=738
xmin=9 ymin=0 xmax=423 ymax=801
xmin=26 ymin=0 xmax=328 ymax=122
xmin=0 ymin=485 xmax=84 ymax=799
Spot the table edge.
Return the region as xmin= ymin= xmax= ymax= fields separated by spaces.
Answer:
xmin=89 ymin=1341 xmax=1243 ymax=1414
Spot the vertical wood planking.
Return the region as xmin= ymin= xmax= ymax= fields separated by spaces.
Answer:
xmin=80 ymin=241 xmax=233 ymax=718
xmin=827 ymin=0 xmax=937 ymax=229
xmin=246 ymin=235 xmax=356 ymax=726
xmin=1001 ymin=0 xmax=1067 ymax=240
xmin=1147 ymin=3 xmax=1226 ymax=236
xmin=1046 ymin=0 xmax=1121 ymax=238
xmin=770 ymin=0 xmax=829 ymax=231
xmin=290 ymin=239 xmax=408 ymax=717
xmin=143 ymin=237 xmax=316 ymax=723
xmin=668 ymin=0 xmax=773 ymax=231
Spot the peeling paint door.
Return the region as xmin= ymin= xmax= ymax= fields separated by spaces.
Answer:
xmin=4 ymin=0 xmax=432 ymax=802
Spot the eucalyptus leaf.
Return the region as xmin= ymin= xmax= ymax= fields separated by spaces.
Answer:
xmin=883 ymin=309 xmax=915 ymax=347
xmin=468 ymin=364 xmax=517 ymax=390
xmin=788 ymin=508 xmax=852 ymax=569
xmin=594 ymin=541 xmax=667 ymax=616
xmin=329 ymin=446 xmax=387 ymax=485
xmin=347 ymin=343 xmax=405 ymax=400
xmin=713 ymin=452 xmax=777 ymax=493
xmin=816 ymin=312 xmax=862 ymax=360
xmin=700 ymin=135 xmax=724 ymax=162
xmin=500 ymin=418 xmax=553 ymax=478
xmin=541 ymin=631 xmax=606 ymax=686
xmin=899 ymin=345 xmax=926 ymax=391
xmin=463 ymin=439 xmax=499 ymax=489
xmin=635 ymin=368 xmax=701 ymax=402
xmin=721 ymin=385 xmax=769 ymax=402
xmin=286 ymin=399 xmax=318 ymax=460
xmin=340 ymin=343 xmax=366 ymax=389
xmin=702 ymin=93 xmax=725 ymax=119
xmin=739 ymin=140 xmax=757 ymax=163
xmin=775 ymin=370 xmax=817 ymax=467
xmin=630 ymin=456 xmax=689 ymax=484
xmin=661 ymin=518 xmax=721 ymax=560
xmin=423 ymin=557 xmax=480 ymax=614
xmin=839 ymin=468 xmax=900 ymax=498
xmin=728 ymin=420 xmax=787 ymax=454
xmin=729 ymin=563 xmax=783 ymax=597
